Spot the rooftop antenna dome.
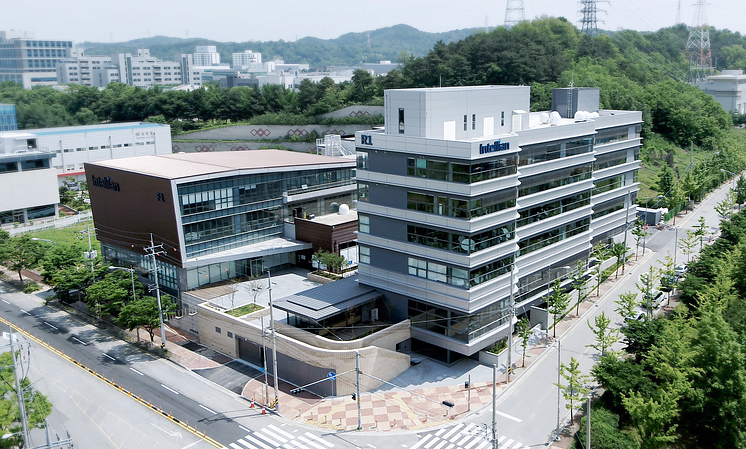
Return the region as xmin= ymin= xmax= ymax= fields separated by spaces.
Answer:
xmin=338 ymin=204 xmax=350 ymax=215
xmin=549 ymin=111 xmax=562 ymax=126
xmin=539 ymin=112 xmax=550 ymax=124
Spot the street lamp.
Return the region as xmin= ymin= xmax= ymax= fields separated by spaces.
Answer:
xmin=110 ymin=266 xmax=139 ymax=341
xmin=721 ymin=169 xmax=738 ymax=191
xmin=266 ymin=270 xmax=280 ymax=413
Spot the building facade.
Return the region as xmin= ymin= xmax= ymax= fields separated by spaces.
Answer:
xmin=698 ymin=69 xmax=746 ymax=114
xmin=56 ymin=55 xmax=112 ymax=86
xmin=0 ymin=132 xmax=59 ymax=224
xmin=232 ymin=50 xmax=262 ymax=68
xmin=0 ymin=122 xmax=172 ymax=186
xmin=116 ymin=49 xmax=201 ymax=88
xmin=85 ymin=150 xmax=357 ymax=302
xmin=0 ymin=30 xmax=74 ymax=88
xmin=0 ymin=104 xmax=18 ymax=131
xmin=355 ymin=86 xmax=641 ymax=362
xmin=194 ymin=46 xmax=220 ymax=66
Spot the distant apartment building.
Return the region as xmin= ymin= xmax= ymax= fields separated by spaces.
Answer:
xmin=0 ymin=30 xmax=74 ymax=88
xmin=232 ymin=50 xmax=262 ymax=68
xmin=193 ymin=45 xmax=220 ymax=66
xmin=0 ymin=104 xmax=18 ymax=131
xmin=698 ymin=69 xmax=746 ymax=114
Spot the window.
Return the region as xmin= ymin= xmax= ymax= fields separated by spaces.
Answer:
xmin=356 ymin=151 xmax=368 ymax=170
xmin=398 ymin=108 xmax=405 ymax=134
xmin=358 ymin=214 xmax=370 ymax=234
xmin=472 ymin=114 xmax=476 ymax=130
xmin=360 ymin=246 xmax=370 ymax=264
xmin=464 ymin=114 xmax=467 ymax=131
xmin=357 ymin=183 xmax=369 ymax=202
xmin=501 ymin=111 xmax=505 ymax=126
xmin=215 ymin=327 xmax=221 ymax=334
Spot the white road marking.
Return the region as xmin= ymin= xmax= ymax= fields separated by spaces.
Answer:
xmin=255 ymin=430 xmax=283 ymax=446
xmin=129 ymin=367 xmax=144 ymax=376
xmin=245 ymin=436 xmax=272 ymax=449
xmin=442 ymin=424 xmax=463 ymax=440
xmin=199 ymin=404 xmax=217 ymax=415
xmin=473 ymin=442 xmax=490 ymax=449
xmin=268 ymin=425 xmax=294 ymax=440
xmin=236 ymin=439 xmax=258 ymax=449
xmin=2 ymin=300 xmax=10 ymax=304
xmin=238 ymin=425 xmax=250 ymax=433
xmin=43 ymin=322 xmax=58 ymax=331
xmin=72 ymin=336 xmax=87 ymax=345
xmin=304 ymin=432 xmax=334 ymax=448
xmin=296 ymin=435 xmax=326 ymax=449
xmin=151 ymin=422 xmax=182 ymax=438
xmin=180 ymin=441 xmax=201 ymax=449
xmin=230 ymin=444 xmax=242 ymax=449
xmin=20 ymin=309 xmax=30 ymax=315
xmin=431 ymin=441 xmax=447 ymax=449
xmin=410 ymin=435 xmax=433 ymax=449
xmin=498 ymin=439 xmax=514 ymax=449
xmin=161 ymin=384 xmax=179 ymax=395
xmin=463 ymin=437 xmax=482 ymax=449
xmin=103 ymin=353 xmax=115 ymax=361
xmin=497 ymin=410 xmax=522 ymax=422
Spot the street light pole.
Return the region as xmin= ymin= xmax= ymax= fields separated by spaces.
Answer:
xmin=267 ymin=270 xmax=280 ymax=413
xmin=492 ymin=363 xmax=497 ymax=449
xmin=507 ymin=262 xmax=515 ymax=383
xmin=556 ymin=337 xmax=562 ymax=440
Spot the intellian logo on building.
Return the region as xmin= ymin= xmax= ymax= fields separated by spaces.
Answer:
xmin=479 ymin=140 xmax=510 ymax=154
xmin=91 ymin=176 xmax=120 ymax=191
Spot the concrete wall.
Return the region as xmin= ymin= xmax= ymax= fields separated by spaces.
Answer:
xmin=317 ymin=105 xmax=384 ymax=119
xmin=175 ymin=124 xmax=373 ymax=141
xmin=171 ymin=140 xmax=319 ymax=154
xmin=197 ymin=303 xmax=410 ymax=394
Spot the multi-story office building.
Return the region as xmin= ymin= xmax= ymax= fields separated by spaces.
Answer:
xmin=85 ymin=150 xmax=357 ymax=299
xmin=0 ymin=104 xmax=18 ymax=131
xmin=0 ymin=122 xmax=172 ymax=187
xmin=56 ymin=55 xmax=112 ymax=86
xmin=116 ymin=49 xmax=201 ymax=88
xmin=0 ymin=131 xmax=59 ymax=224
xmin=0 ymin=30 xmax=74 ymax=88
xmin=355 ymin=86 xmax=641 ymax=362
xmin=232 ymin=50 xmax=262 ymax=68
xmin=194 ymin=46 xmax=220 ymax=66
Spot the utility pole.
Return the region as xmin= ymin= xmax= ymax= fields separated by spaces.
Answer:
xmin=145 ymin=234 xmax=167 ymax=349
xmin=556 ymin=338 xmax=562 ymax=440
xmin=355 ymin=351 xmax=362 ymax=430
xmin=261 ymin=315 xmax=269 ymax=405
xmin=267 ymin=270 xmax=280 ymax=413
xmin=9 ymin=325 xmax=29 ymax=447
xmin=492 ymin=364 xmax=497 ymax=448
xmin=80 ymin=223 xmax=96 ymax=274
xmin=507 ymin=261 xmax=515 ymax=383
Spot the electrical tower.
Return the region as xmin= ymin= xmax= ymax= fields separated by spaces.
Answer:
xmin=686 ymin=0 xmax=714 ymax=83
xmin=504 ymin=0 xmax=525 ymax=28
xmin=578 ymin=0 xmax=608 ymax=37
xmin=676 ymin=0 xmax=682 ymax=25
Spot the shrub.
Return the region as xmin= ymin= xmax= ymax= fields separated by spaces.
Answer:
xmin=577 ymin=404 xmax=640 ymax=449
xmin=23 ymin=282 xmax=41 ymax=293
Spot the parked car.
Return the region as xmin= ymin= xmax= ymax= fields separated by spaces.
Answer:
xmin=660 ymin=274 xmax=678 ymax=292
xmin=675 ymin=264 xmax=688 ymax=277
xmin=643 ymin=289 xmax=664 ymax=309
xmin=624 ymin=310 xmax=646 ymax=324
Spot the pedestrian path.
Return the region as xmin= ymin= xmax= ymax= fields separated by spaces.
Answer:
xmin=412 ymin=423 xmax=529 ymax=449
xmin=221 ymin=424 xmax=333 ymax=449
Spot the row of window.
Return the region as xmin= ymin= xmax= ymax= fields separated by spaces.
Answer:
xmin=26 ymin=49 xmax=66 ymax=58
xmin=406 ymin=223 xmax=515 ymax=255
xmin=406 ymin=191 xmax=516 ymax=219
xmin=518 ymin=165 xmax=592 ymax=197
xmin=407 ymin=254 xmax=514 ymax=289
xmin=23 ymin=41 xmax=71 ymax=48
xmin=594 ymin=156 xmax=629 ymax=172
xmin=517 ymin=218 xmax=591 ymax=256
xmin=592 ymin=175 xmax=625 ymax=196
xmin=517 ymin=192 xmax=591 ymax=227
xmin=518 ymin=138 xmax=593 ymax=167
xmin=28 ymin=60 xmax=57 ymax=68
xmin=592 ymin=201 xmax=625 ymax=219
xmin=408 ymin=299 xmax=508 ymax=343
xmin=406 ymin=156 xmax=517 ymax=184
xmin=0 ymin=159 xmax=49 ymax=174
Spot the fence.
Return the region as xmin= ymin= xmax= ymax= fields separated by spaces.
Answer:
xmin=5 ymin=212 xmax=92 ymax=237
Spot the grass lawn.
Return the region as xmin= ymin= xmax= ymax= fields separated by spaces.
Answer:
xmin=29 ymin=222 xmax=100 ymax=251
xmin=226 ymin=303 xmax=263 ymax=317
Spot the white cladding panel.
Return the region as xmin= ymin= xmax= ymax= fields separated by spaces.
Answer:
xmin=0 ymin=169 xmax=59 ymax=210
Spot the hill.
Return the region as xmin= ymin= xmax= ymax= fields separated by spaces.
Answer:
xmin=79 ymin=24 xmax=480 ymax=68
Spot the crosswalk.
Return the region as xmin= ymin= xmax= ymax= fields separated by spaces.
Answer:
xmin=221 ymin=424 xmax=333 ymax=449
xmin=412 ymin=423 xmax=529 ymax=449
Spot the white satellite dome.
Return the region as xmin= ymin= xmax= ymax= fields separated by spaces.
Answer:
xmin=338 ymin=204 xmax=350 ymax=215
xmin=549 ymin=111 xmax=562 ymax=126
xmin=574 ymin=111 xmax=589 ymax=121
xmin=539 ymin=112 xmax=550 ymax=124
xmin=590 ymin=111 xmax=600 ymax=118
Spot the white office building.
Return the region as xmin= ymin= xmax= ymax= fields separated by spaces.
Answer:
xmin=698 ymin=69 xmax=746 ymax=114
xmin=0 ymin=30 xmax=75 ymax=88
xmin=232 ymin=50 xmax=262 ymax=68
xmin=56 ymin=55 xmax=113 ymax=86
xmin=355 ymin=86 xmax=641 ymax=362
xmin=194 ymin=46 xmax=220 ymax=66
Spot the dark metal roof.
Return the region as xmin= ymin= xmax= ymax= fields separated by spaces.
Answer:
xmin=274 ymin=275 xmax=380 ymax=322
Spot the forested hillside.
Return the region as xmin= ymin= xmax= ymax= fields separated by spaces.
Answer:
xmin=80 ymin=24 xmax=480 ymax=67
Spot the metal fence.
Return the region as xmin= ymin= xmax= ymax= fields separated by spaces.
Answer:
xmin=5 ymin=212 xmax=93 ymax=237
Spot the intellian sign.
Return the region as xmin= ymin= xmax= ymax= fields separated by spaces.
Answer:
xmin=479 ymin=140 xmax=510 ymax=154
xmin=91 ymin=175 xmax=120 ymax=192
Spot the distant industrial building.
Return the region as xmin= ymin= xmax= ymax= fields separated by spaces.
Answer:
xmin=0 ymin=30 xmax=75 ymax=88
xmin=55 ymin=55 xmax=114 ymax=86
xmin=193 ymin=45 xmax=221 ymax=66
xmin=698 ymin=69 xmax=746 ymax=114
xmin=0 ymin=104 xmax=18 ymax=131
xmin=232 ymin=50 xmax=262 ymax=68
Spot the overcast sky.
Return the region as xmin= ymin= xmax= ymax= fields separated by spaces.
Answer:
xmin=3 ymin=0 xmax=745 ymax=44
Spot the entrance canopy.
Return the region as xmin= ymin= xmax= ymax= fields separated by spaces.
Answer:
xmin=273 ymin=275 xmax=381 ymax=322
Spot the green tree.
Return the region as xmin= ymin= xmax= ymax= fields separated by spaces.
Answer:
xmin=592 ymin=260 xmax=603 ymax=297
xmin=615 ymin=291 xmax=638 ymax=319
xmin=631 ymin=219 xmax=649 ymax=260
xmin=735 ymin=175 xmax=746 ymax=207
xmin=636 ymin=266 xmax=659 ymax=317
xmin=86 ymin=270 xmax=143 ymax=318
xmin=39 ymin=244 xmax=82 ymax=283
xmin=692 ymin=216 xmax=708 ymax=252
xmin=0 ymin=351 xmax=52 ymax=446
xmin=587 ymin=312 xmax=620 ymax=357
xmin=570 ymin=260 xmax=588 ymax=316
xmin=680 ymin=230 xmax=698 ymax=263
xmin=547 ymin=279 xmax=570 ymax=338
xmin=623 ymin=391 xmax=679 ymax=449
xmin=0 ymin=235 xmax=44 ymax=282
xmin=610 ymin=242 xmax=629 ymax=278
xmin=556 ymin=356 xmax=590 ymax=423
xmin=516 ymin=317 xmax=532 ymax=367
xmin=715 ymin=197 xmax=735 ymax=219
xmin=350 ymin=69 xmax=376 ymax=103
xmin=116 ymin=296 xmax=176 ymax=343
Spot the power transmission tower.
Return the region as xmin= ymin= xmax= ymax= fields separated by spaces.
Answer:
xmin=504 ymin=0 xmax=525 ymax=28
xmin=578 ymin=0 xmax=608 ymax=37
xmin=676 ymin=0 xmax=682 ymax=25
xmin=686 ymin=0 xmax=714 ymax=83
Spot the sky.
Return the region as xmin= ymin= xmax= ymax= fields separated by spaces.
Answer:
xmin=3 ymin=0 xmax=746 ymax=44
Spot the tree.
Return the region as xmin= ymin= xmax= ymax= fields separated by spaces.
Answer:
xmin=0 ymin=235 xmax=44 ymax=282
xmin=350 ymin=69 xmax=376 ymax=103
xmin=592 ymin=260 xmax=603 ymax=297
xmin=85 ymin=270 xmax=143 ymax=318
xmin=570 ymin=260 xmax=588 ymax=316
xmin=587 ymin=312 xmax=620 ymax=357
xmin=631 ymin=219 xmax=649 ymax=260
xmin=636 ymin=266 xmax=659 ymax=317
xmin=516 ymin=317 xmax=532 ymax=367
xmin=623 ymin=391 xmax=679 ymax=449
xmin=556 ymin=356 xmax=590 ymax=422
xmin=39 ymin=244 xmax=82 ymax=283
xmin=715 ymin=197 xmax=735 ymax=219
xmin=680 ymin=230 xmax=698 ymax=263
xmin=735 ymin=175 xmax=746 ymax=208
xmin=116 ymin=296 xmax=177 ymax=343
xmin=243 ymin=275 xmax=263 ymax=305
xmin=547 ymin=279 xmax=570 ymax=338
xmin=0 ymin=351 xmax=52 ymax=447
xmin=692 ymin=216 xmax=708 ymax=252
xmin=610 ymin=242 xmax=629 ymax=278
xmin=615 ymin=291 xmax=638 ymax=319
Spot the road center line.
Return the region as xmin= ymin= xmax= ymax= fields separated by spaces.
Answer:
xmin=20 ymin=309 xmax=30 ymax=315
xmin=130 ymin=367 xmax=144 ymax=376
xmin=161 ymin=384 xmax=180 ymax=395
xmin=103 ymin=353 xmax=115 ymax=361
xmin=43 ymin=322 xmax=58 ymax=331
xmin=72 ymin=336 xmax=87 ymax=345
xmin=198 ymin=404 xmax=217 ymax=415
xmin=1 ymin=300 xmax=9 ymax=304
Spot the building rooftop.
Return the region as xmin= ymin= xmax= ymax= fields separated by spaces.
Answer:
xmin=5 ymin=122 xmax=165 ymax=136
xmin=273 ymin=275 xmax=381 ymax=322
xmin=87 ymin=149 xmax=355 ymax=180
xmin=305 ymin=209 xmax=358 ymax=226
